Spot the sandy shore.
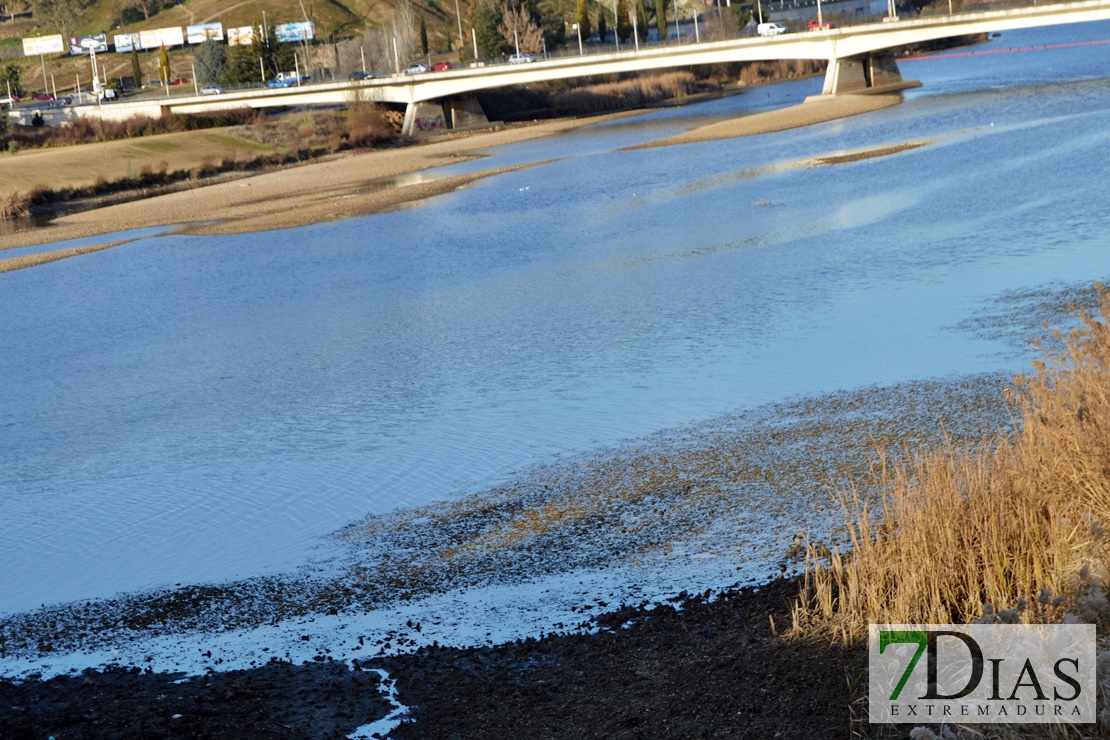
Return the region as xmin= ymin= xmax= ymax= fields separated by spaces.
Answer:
xmin=0 ymin=93 xmax=903 ymax=263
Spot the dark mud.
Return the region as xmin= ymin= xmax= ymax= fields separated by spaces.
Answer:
xmin=0 ymin=578 xmax=865 ymax=739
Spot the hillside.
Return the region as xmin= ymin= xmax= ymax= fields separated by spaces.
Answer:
xmin=0 ymin=0 xmax=464 ymax=91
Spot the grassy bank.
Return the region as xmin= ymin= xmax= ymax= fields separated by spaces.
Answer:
xmin=0 ymin=103 xmax=396 ymax=223
xmin=792 ymin=287 xmax=1110 ymax=640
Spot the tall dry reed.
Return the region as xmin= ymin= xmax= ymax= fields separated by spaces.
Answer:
xmin=792 ymin=287 xmax=1110 ymax=641
xmin=550 ymin=71 xmax=697 ymax=114
xmin=0 ymin=189 xmax=29 ymax=221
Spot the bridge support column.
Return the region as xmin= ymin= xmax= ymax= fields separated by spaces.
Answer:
xmin=444 ymin=96 xmax=490 ymax=130
xmin=401 ymin=101 xmax=448 ymax=136
xmin=822 ymin=50 xmax=918 ymax=95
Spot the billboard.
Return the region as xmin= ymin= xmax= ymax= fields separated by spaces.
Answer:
xmin=273 ymin=21 xmax=314 ymax=43
xmin=22 ymin=34 xmax=65 ymax=56
xmin=186 ymin=22 xmax=224 ymax=43
xmin=139 ymin=26 xmax=185 ymax=50
xmin=68 ymin=33 xmax=109 ymax=55
xmin=114 ymin=33 xmax=141 ymax=53
xmin=226 ymin=26 xmax=255 ymax=46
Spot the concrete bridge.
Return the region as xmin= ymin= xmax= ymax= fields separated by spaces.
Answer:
xmin=32 ymin=0 xmax=1110 ymax=134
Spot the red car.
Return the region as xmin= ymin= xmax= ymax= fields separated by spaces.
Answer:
xmin=432 ymin=61 xmax=453 ymax=71
xmin=33 ymin=92 xmax=55 ymax=101
xmin=808 ymin=18 xmax=833 ymax=30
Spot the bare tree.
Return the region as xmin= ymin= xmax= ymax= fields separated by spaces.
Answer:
xmin=391 ymin=0 xmax=416 ymax=67
xmin=136 ymin=0 xmax=158 ymax=20
xmin=498 ymin=6 xmax=544 ymax=54
xmin=28 ymin=0 xmax=87 ymax=40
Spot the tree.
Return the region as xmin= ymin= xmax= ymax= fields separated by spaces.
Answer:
xmin=576 ymin=0 xmax=591 ymax=42
xmin=130 ymin=47 xmax=142 ymax=89
xmin=27 ymin=0 xmax=87 ymax=40
xmin=1 ymin=63 xmax=21 ymax=98
xmin=194 ymin=40 xmax=226 ymax=84
xmin=616 ymin=0 xmax=631 ymax=42
xmin=498 ymin=5 xmax=544 ymax=54
xmin=654 ymin=0 xmax=667 ymax=39
xmin=136 ymin=0 xmax=159 ymax=19
xmin=534 ymin=0 xmax=566 ymax=50
xmin=475 ymin=0 xmax=509 ymax=57
xmin=224 ymin=45 xmax=262 ymax=85
xmin=597 ymin=9 xmax=606 ymax=42
xmin=158 ymin=43 xmax=170 ymax=85
xmin=419 ymin=15 xmax=429 ymax=55
xmin=635 ymin=0 xmax=649 ymax=40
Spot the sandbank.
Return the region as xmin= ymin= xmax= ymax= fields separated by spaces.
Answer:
xmin=0 ymin=93 xmax=902 ymax=262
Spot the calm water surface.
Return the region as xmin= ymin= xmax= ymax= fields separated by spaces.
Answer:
xmin=3 ymin=22 xmax=1110 ymax=612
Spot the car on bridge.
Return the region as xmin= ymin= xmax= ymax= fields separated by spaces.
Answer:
xmin=404 ymin=63 xmax=431 ymax=74
xmin=200 ymin=85 xmax=225 ymax=95
xmin=508 ymin=53 xmax=536 ymax=64
xmin=808 ymin=18 xmax=833 ymax=30
xmin=432 ymin=61 xmax=453 ymax=71
xmin=757 ymin=22 xmax=787 ymax=36
xmin=349 ymin=70 xmax=375 ymax=80
xmin=0 ymin=95 xmax=18 ymax=107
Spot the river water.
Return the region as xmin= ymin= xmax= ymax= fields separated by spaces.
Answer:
xmin=3 ymin=21 xmax=1110 ymax=614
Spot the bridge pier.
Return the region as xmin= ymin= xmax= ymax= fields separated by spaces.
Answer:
xmin=402 ymin=95 xmax=490 ymax=137
xmin=822 ymin=50 xmax=920 ymax=95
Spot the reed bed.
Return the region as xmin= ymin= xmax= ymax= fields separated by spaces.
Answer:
xmin=0 ymin=189 xmax=29 ymax=220
xmin=792 ymin=287 xmax=1110 ymax=641
xmin=549 ymin=71 xmax=698 ymax=114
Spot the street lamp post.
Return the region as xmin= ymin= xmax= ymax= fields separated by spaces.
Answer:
xmin=614 ymin=0 xmax=620 ymax=50
xmin=514 ymin=27 xmax=520 ymax=56
xmin=632 ymin=9 xmax=639 ymax=49
xmin=454 ymin=0 xmax=464 ymax=51
xmin=573 ymin=23 xmax=583 ymax=54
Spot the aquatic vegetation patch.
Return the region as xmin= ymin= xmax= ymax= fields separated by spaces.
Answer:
xmin=810 ymin=140 xmax=929 ymax=167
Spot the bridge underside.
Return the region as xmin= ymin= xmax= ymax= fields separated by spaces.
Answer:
xmin=822 ymin=51 xmax=922 ymax=95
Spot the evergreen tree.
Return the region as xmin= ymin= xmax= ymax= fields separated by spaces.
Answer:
xmin=616 ymin=0 xmax=631 ymax=42
xmin=194 ymin=40 xmax=226 ymax=84
xmin=535 ymin=0 xmax=566 ymax=50
xmin=654 ymin=0 xmax=667 ymax=39
xmin=576 ymin=0 xmax=591 ymax=41
xmin=420 ymin=16 xmax=429 ymax=55
xmin=158 ymin=43 xmax=170 ymax=84
xmin=2 ymin=64 xmax=22 ymax=98
xmin=475 ymin=0 xmax=510 ymax=56
xmin=130 ymin=47 xmax=142 ymax=89
xmin=635 ymin=0 xmax=649 ymax=40
xmin=597 ymin=10 xmax=606 ymax=42
xmin=224 ymin=45 xmax=263 ymax=84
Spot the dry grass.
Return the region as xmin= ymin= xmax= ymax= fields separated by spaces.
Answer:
xmin=0 ymin=189 xmax=29 ymax=221
xmin=792 ymin=286 xmax=1110 ymax=642
xmin=550 ymin=72 xmax=699 ymax=114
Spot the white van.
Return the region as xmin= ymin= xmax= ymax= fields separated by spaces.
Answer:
xmin=757 ymin=22 xmax=787 ymax=36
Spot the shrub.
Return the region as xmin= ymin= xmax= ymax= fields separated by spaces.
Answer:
xmin=0 ymin=188 xmax=28 ymax=220
xmin=792 ymin=286 xmax=1110 ymax=640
